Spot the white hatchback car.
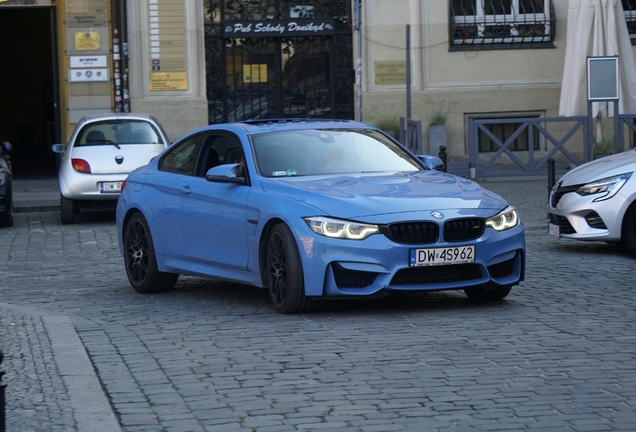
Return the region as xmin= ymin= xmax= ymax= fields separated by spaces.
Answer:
xmin=52 ymin=113 xmax=170 ymax=224
xmin=548 ymin=148 xmax=636 ymax=254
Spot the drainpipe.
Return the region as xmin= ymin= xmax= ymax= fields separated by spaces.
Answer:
xmin=111 ymin=0 xmax=130 ymax=112
xmin=119 ymin=0 xmax=130 ymax=113
xmin=111 ymin=0 xmax=123 ymax=112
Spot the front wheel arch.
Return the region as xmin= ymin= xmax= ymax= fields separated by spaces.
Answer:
xmin=621 ymin=200 xmax=636 ymax=255
xmin=264 ymin=222 xmax=314 ymax=314
xmin=122 ymin=211 xmax=178 ymax=293
xmin=258 ymin=217 xmax=285 ymax=287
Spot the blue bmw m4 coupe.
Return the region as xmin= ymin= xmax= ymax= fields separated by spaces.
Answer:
xmin=116 ymin=119 xmax=525 ymax=313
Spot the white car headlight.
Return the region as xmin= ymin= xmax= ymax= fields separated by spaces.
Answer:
xmin=305 ymin=216 xmax=379 ymax=240
xmin=576 ymin=172 xmax=632 ymax=202
xmin=485 ymin=206 xmax=519 ymax=231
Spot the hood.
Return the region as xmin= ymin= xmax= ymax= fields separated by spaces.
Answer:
xmin=260 ymin=171 xmax=507 ymax=218
xmin=560 ymin=149 xmax=636 ymax=186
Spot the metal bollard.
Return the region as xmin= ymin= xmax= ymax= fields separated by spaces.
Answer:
xmin=1 ymin=350 xmax=5 ymax=432
xmin=438 ymin=145 xmax=447 ymax=172
xmin=547 ymin=158 xmax=556 ymax=203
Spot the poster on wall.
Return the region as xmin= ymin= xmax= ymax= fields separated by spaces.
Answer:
xmin=147 ymin=0 xmax=188 ymax=90
xmin=374 ymin=60 xmax=407 ymax=85
xmin=74 ymin=32 xmax=101 ymax=51
xmin=68 ymin=68 xmax=110 ymax=82
xmin=70 ymin=55 xmax=107 ymax=68
xmin=149 ymin=72 xmax=188 ymax=91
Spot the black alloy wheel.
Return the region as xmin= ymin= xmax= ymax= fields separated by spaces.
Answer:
xmin=266 ymin=224 xmax=313 ymax=314
xmin=124 ymin=212 xmax=178 ymax=293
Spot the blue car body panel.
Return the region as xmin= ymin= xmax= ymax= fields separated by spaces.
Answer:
xmin=116 ymin=120 xmax=525 ymax=299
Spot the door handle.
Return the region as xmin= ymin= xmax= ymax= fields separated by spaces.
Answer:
xmin=179 ymin=185 xmax=191 ymax=195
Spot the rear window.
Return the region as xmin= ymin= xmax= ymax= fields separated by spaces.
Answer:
xmin=76 ymin=120 xmax=164 ymax=146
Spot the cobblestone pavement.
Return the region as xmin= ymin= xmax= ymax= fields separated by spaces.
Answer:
xmin=2 ymin=180 xmax=636 ymax=431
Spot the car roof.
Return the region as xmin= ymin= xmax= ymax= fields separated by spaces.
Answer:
xmin=193 ymin=119 xmax=378 ymax=136
xmin=77 ymin=113 xmax=160 ymax=125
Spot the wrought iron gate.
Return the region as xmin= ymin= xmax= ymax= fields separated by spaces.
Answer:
xmin=204 ymin=1 xmax=354 ymax=124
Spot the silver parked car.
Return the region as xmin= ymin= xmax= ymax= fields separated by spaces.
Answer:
xmin=548 ymin=148 xmax=636 ymax=254
xmin=52 ymin=113 xmax=170 ymax=224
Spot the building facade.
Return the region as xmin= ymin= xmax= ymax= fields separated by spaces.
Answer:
xmin=2 ymin=0 xmax=635 ymax=181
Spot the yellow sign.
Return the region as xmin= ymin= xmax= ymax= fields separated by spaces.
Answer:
xmin=74 ymin=32 xmax=101 ymax=51
xmin=149 ymin=72 xmax=189 ymax=91
xmin=243 ymin=64 xmax=268 ymax=83
xmin=374 ymin=60 xmax=407 ymax=85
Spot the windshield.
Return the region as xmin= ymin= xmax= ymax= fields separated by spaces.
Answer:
xmin=252 ymin=129 xmax=422 ymax=177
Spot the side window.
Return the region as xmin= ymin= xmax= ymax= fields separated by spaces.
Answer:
xmin=197 ymin=134 xmax=244 ymax=177
xmin=159 ymin=134 xmax=204 ymax=175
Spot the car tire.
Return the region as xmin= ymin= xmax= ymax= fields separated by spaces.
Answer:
xmin=60 ymin=196 xmax=76 ymax=225
xmin=464 ymin=283 xmax=512 ymax=301
xmin=123 ymin=212 xmax=178 ymax=294
xmin=621 ymin=204 xmax=636 ymax=255
xmin=0 ymin=202 xmax=13 ymax=227
xmin=266 ymin=223 xmax=313 ymax=314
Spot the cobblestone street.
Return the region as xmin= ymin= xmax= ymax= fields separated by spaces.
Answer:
xmin=1 ymin=180 xmax=636 ymax=431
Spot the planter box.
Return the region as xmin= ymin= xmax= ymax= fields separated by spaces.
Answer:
xmin=428 ymin=124 xmax=447 ymax=156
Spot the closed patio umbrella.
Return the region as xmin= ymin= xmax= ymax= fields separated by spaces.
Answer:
xmin=559 ymin=0 xmax=636 ymax=124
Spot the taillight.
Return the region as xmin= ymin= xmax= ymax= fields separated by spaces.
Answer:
xmin=121 ymin=179 xmax=127 ymax=192
xmin=71 ymin=158 xmax=91 ymax=173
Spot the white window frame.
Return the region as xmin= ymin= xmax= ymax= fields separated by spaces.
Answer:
xmin=453 ymin=0 xmax=551 ymax=44
xmin=624 ymin=3 xmax=636 ymax=41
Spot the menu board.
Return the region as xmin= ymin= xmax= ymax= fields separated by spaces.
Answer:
xmin=148 ymin=0 xmax=189 ymax=91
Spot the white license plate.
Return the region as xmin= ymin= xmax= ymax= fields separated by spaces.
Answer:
xmin=548 ymin=222 xmax=561 ymax=238
xmin=99 ymin=181 xmax=123 ymax=193
xmin=410 ymin=245 xmax=475 ymax=267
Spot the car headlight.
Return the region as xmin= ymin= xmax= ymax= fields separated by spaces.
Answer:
xmin=576 ymin=172 xmax=632 ymax=202
xmin=304 ymin=216 xmax=379 ymax=240
xmin=485 ymin=206 xmax=519 ymax=231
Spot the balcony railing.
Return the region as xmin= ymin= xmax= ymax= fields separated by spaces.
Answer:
xmin=450 ymin=0 xmax=556 ymax=50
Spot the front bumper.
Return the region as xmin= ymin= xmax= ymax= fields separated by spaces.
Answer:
xmin=547 ymin=188 xmax=629 ymax=241
xmin=296 ymin=221 xmax=526 ymax=297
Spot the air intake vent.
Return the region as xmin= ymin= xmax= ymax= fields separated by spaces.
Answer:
xmin=444 ymin=218 xmax=485 ymax=242
xmin=332 ymin=264 xmax=378 ymax=288
xmin=391 ymin=264 xmax=482 ymax=285
xmin=384 ymin=222 xmax=439 ymax=244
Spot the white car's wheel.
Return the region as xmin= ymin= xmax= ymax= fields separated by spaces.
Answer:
xmin=60 ymin=196 xmax=75 ymax=225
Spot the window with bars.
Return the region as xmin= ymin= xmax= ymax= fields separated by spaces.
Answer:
xmin=622 ymin=1 xmax=636 ymax=43
xmin=450 ymin=0 xmax=555 ymax=50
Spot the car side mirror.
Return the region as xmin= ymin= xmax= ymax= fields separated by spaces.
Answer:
xmin=417 ymin=155 xmax=445 ymax=172
xmin=205 ymin=163 xmax=246 ymax=184
xmin=52 ymin=144 xmax=65 ymax=154
xmin=1 ymin=141 xmax=11 ymax=154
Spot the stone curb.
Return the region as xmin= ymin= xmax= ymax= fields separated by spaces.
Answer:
xmin=0 ymin=303 xmax=122 ymax=432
